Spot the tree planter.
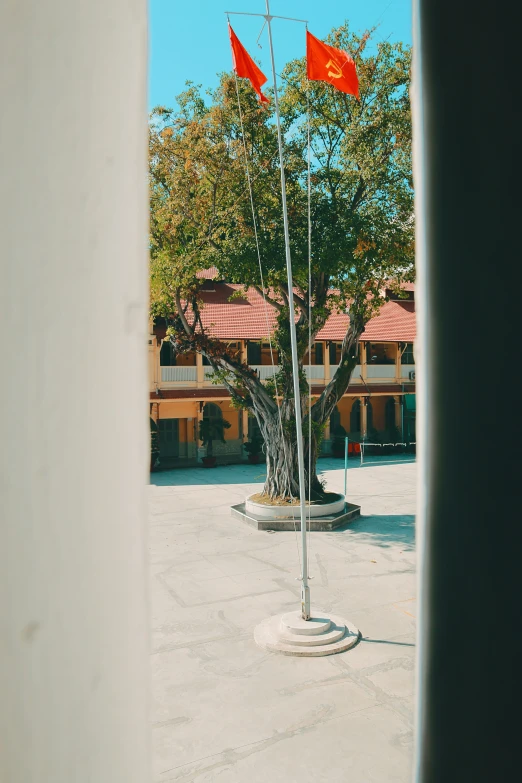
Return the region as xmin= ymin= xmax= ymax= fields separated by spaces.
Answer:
xmin=201 ymin=456 xmax=217 ymax=468
xmin=245 ymin=492 xmax=346 ymax=519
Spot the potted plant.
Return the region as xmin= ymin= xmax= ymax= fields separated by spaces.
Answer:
xmin=198 ymin=416 xmax=231 ymax=467
xmin=243 ymin=432 xmax=264 ymax=464
xmin=331 ymin=425 xmax=347 ymax=458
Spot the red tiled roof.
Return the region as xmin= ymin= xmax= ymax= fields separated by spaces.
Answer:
xmin=362 ymin=300 xmax=416 ymax=342
xmin=197 ymin=284 xmax=278 ymax=339
xmin=196 ymin=266 xmax=219 ymax=279
xmin=193 ymin=284 xmax=416 ymax=342
xmin=316 ymin=310 xmax=350 ymax=341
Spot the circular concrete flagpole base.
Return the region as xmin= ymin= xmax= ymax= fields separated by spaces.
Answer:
xmin=254 ymin=611 xmax=360 ymax=657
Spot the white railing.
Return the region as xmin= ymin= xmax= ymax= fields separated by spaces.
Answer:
xmin=250 ymin=365 xmax=280 ymax=380
xmin=161 ymin=366 xmax=197 ymax=382
xmin=330 ymin=364 xmax=362 ymax=379
xmin=400 ymin=363 xmax=416 ymax=379
xmin=203 ymin=366 xmax=224 ymax=385
xmin=366 ymin=364 xmax=396 ymax=379
xmin=304 ymin=365 xmax=325 ymax=380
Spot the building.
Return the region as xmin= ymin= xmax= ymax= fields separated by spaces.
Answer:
xmin=149 ymin=273 xmax=416 ymax=467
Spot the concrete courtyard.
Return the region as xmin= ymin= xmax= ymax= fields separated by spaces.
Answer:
xmin=149 ymin=456 xmax=417 ymax=782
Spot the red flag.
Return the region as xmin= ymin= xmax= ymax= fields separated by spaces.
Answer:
xmin=229 ymin=24 xmax=270 ymax=105
xmin=306 ymin=31 xmax=359 ymax=99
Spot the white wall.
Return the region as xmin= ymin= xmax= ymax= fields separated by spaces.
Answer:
xmin=0 ymin=2 xmax=150 ymax=781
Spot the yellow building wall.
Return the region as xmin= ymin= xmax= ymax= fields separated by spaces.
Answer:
xmin=156 ymin=401 xmax=197 ymax=443
xmin=369 ymin=396 xmax=386 ymax=432
xmin=336 ymin=396 xmax=355 ymax=432
xmin=175 ymin=351 xmax=197 ymax=367
xmin=220 ymin=401 xmax=241 ymax=439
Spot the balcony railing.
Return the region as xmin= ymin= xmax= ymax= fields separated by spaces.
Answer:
xmin=250 ymin=365 xmax=279 ymax=380
xmin=158 ymin=361 xmax=412 ymax=386
xmin=161 ymin=366 xmax=197 ymax=382
xmin=400 ymin=363 xmax=416 ymax=380
xmin=203 ymin=366 xmax=224 ymax=384
xmin=304 ymin=365 xmax=325 ymax=380
xmin=251 ymin=365 xmax=326 ymax=381
xmin=366 ymin=364 xmax=397 ymax=379
xmin=330 ymin=364 xmax=362 ymax=379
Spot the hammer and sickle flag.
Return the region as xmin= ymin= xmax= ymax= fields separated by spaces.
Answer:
xmin=229 ymin=24 xmax=270 ymax=105
xmin=306 ymin=31 xmax=359 ymax=99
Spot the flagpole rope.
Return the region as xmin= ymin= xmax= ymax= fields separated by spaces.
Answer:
xmin=232 ymin=68 xmax=302 ymax=574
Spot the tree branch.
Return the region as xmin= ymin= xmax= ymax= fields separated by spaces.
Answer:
xmin=175 ymin=288 xmax=196 ymax=336
xmin=252 ymin=284 xmax=283 ymax=312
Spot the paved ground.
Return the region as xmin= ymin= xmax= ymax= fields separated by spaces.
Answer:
xmin=149 ymin=456 xmax=416 ymax=782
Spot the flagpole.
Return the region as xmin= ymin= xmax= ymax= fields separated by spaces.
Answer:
xmin=264 ymin=0 xmax=310 ymax=620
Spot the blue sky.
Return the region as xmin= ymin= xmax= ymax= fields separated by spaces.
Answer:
xmin=149 ymin=0 xmax=412 ymax=109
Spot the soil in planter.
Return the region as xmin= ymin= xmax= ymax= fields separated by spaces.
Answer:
xmin=249 ymin=491 xmax=342 ymax=507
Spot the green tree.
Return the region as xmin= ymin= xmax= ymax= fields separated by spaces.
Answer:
xmin=150 ymin=23 xmax=413 ymax=500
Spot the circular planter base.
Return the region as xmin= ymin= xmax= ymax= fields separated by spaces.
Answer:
xmin=254 ymin=610 xmax=360 ymax=657
xmin=245 ymin=492 xmax=345 ymax=520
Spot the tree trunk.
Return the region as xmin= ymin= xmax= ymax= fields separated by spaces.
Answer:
xmin=253 ymin=398 xmax=323 ymax=501
xmin=196 ymin=323 xmax=363 ymax=501
xmin=249 ymin=327 xmax=362 ymax=501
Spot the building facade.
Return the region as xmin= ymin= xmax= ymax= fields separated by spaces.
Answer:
xmin=149 ymin=278 xmax=416 ymax=467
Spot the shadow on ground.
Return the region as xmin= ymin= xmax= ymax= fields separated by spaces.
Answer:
xmin=361 ymin=638 xmax=415 ymax=647
xmin=337 ymin=514 xmax=415 ymax=550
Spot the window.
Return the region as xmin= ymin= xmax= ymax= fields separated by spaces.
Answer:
xmin=385 ymin=398 xmax=396 ymax=432
xmin=350 ymin=399 xmax=361 ymax=433
xmin=203 ymin=402 xmax=222 ymax=421
xmin=329 ymin=342 xmax=341 ymax=365
xmin=314 ymin=342 xmax=324 ymax=365
xmin=330 ymin=406 xmax=342 ymax=434
xmin=248 ymin=415 xmax=262 ymax=441
xmin=366 ymin=343 xmax=395 ymax=365
xmin=160 ymin=341 xmax=176 ymax=366
xmin=402 ymin=343 xmax=415 ymax=364
xmin=247 ymin=341 xmax=262 ymax=364
xmin=158 ymin=418 xmax=179 ymax=457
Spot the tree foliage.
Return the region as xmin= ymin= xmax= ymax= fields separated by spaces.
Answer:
xmin=149 ymin=23 xmax=414 ymax=499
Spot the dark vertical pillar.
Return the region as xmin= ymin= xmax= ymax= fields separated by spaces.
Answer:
xmin=414 ymin=1 xmax=522 ymax=780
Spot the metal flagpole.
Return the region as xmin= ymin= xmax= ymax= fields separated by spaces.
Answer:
xmin=229 ymin=5 xmax=361 ymax=655
xmin=226 ymin=2 xmax=310 ymax=619
xmin=264 ymin=0 xmax=310 ymax=620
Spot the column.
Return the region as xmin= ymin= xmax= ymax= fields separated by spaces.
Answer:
xmin=361 ymin=340 xmax=368 ymax=381
xmin=196 ymin=350 xmax=204 ymax=386
xmin=360 ymin=396 xmax=368 ymax=439
xmin=324 ymin=341 xmax=331 ymax=382
xmin=196 ymin=402 xmax=205 ymax=461
xmin=394 ymin=395 xmax=403 ymax=439
xmin=0 ymin=3 xmax=150 ymax=783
